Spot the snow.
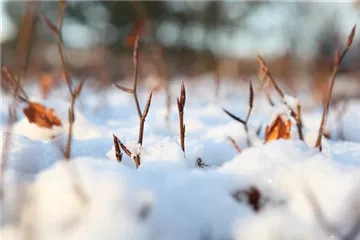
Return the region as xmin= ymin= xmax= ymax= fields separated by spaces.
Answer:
xmin=284 ymin=94 xmax=300 ymax=112
xmin=2 ymin=75 xmax=360 ymax=239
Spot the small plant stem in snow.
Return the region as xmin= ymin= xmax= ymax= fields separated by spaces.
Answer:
xmin=177 ymin=81 xmax=186 ymax=153
xmin=113 ymin=35 xmax=153 ymax=168
xmin=315 ymin=25 xmax=356 ymax=150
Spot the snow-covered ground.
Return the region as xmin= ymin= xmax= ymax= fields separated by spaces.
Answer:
xmin=1 ymin=75 xmax=360 ymax=240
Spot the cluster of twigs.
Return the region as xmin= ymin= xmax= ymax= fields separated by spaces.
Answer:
xmin=256 ymin=56 xmax=304 ymax=141
xmin=315 ymin=25 xmax=356 ymax=150
xmin=223 ymin=80 xmax=254 ymax=151
xmin=113 ymin=36 xmax=153 ymax=168
xmin=177 ymin=81 xmax=186 ymax=153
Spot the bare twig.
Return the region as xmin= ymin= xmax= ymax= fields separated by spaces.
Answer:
xmin=42 ymin=6 xmax=86 ymax=160
xmin=177 ymin=81 xmax=186 ymax=152
xmin=42 ymin=2 xmax=88 ymax=205
xmin=265 ymin=91 xmax=275 ymax=107
xmin=223 ymin=80 xmax=254 ymax=146
xmin=256 ymin=55 xmax=304 ymax=140
xmin=1 ymin=67 xmax=29 ymax=103
xmin=118 ymin=139 xmax=132 ymax=158
xmin=315 ymin=25 xmax=356 ymax=150
xmin=112 ymin=134 xmax=123 ymax=162
xmin=228 ymin=136 xmax=241 ymax=153
xmin=113 ymin=35 xmax=153 ymax=168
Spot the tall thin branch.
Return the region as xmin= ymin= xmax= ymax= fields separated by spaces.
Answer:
xmin=177 ymin=81 xmax=186 ymax=152
xmin=113 ymin=134 xmax=123 ymax=162
xmin=223 ymin=80 xmax=254 ymax=146
xmin=315 ymin=25 xmax=356 ymax=150
xmin=42 ymin=2 xmax=88 ymax=204
xmin=113 ymin=35 xmax=153 ymax=168
xmin=42 ymin=4 xmax=86 ymax=160
xmin=256 ymin=55 xmax=304 ymax=140
xmin=228 ymin=136 xmax=241 ymax=153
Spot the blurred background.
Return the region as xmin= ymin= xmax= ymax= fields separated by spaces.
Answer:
xmin=1 ymin=1 xmax=360 ymax=98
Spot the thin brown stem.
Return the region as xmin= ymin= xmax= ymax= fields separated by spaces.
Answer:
xmin=228 ymin=136 xmax=241 ymax=153
xmin=113 ymin=35 xmax=153 ymax=168
xmin=132 ymin=36 xmax=142 ymax=118
xmin=138 ymin=91 xmax=153 ymax=145
xmin=315 ymin=25 xmax=356 ymax=149
xmin=2 ymin=67 xmax=29 ymax=103
xmin=257 ymin=55 xmax=304 ymax=141
xmin=113 ymin=134 xmax=123 ymax=162
xmin=177 ymin=81 xmax=186 ymax=152
xmin=256 ymin=55 xmax=284 ymax=99
xmin=223 ymin=81 xmax=254 ymax=146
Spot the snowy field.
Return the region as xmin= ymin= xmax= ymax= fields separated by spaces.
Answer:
xmin=1 ymin=75 xmax=360 ymax=240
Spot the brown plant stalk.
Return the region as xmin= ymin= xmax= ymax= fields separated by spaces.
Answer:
xmin=42 ymin=5 xmax=85 ymax=160
xmin=112 ymin=134 xmax=123 ymax=162
xmin=228 ymin=136 xmax=241 ymax=153
xmin=42 ymin=2 xmax=88 ymax=204
xmin=114 ymin=35 xmax=153 ymax=168
xmin=177 ymin=81 xmax=186 ymax=152
xmin=223 ymin=80 xmax=254 ymax=147
xmin=315 ymin=25 xmax=356 ymax=150
xmin=256 ymin=55 xmax=304 ymax=140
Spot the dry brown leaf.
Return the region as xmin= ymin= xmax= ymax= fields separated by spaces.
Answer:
xmin=23 ymin=102 xmax=62 ymax=129
xmin=265 ymin=114 xmax=292 ymax=142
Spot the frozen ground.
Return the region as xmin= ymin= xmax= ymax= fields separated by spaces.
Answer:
xmin=1 ymin=75 xmax=360 ymax=240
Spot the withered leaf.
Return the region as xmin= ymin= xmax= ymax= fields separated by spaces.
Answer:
xmin=265 ymin=114 xmax=292 ymax=142
xmin=23 ymin=102 xmax=62 ymax=129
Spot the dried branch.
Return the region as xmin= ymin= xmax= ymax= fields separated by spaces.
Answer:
xmin=177 ymin=81 xmax=186 ymax=152
xmin=228 ymin=136 xmax=241 ymax=153
xmin=113 ymin=35 xmax=153 ymax=168
xmin=113 ymin=134 xmax=123 ymax=162
xmin=138 ymin=91 xmax=153 ymax=145
xmin=256 ymin=55 xmax=304 ymax=140
xmin=42 ymin=6 xmax=86 ymax=160
xmin=222 ymin=108 xmax=246 ymax=124
xmin=42 ymin=2 xmax=88 ymax=205
xmin=1 ymin=67 xmax=29 ymax=103
xmin=223 ymin=81 xmax=254 ymax=146
xmin=256 ymin=56 xmax=284 ymax=99
xmin=246 ymin=80 xmax=254 ymax=123
xmin=315 ymin=25 xmax=356 ymax=150
xmin=118 ymin=140 xmax=132 ymax=158
xmin=265 ymin=91 xmax=275 ymax=107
